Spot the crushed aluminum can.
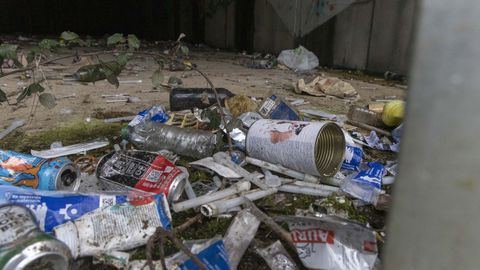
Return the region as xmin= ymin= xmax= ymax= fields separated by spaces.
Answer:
xmin=0 ymin=150 xmax=79 ymax=191
xmin=0 ymin=204 xmax=72 ymax=270
xmin=96 ymin=150 xmax=188 ymax=202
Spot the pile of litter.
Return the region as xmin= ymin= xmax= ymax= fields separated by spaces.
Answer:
xmin=0 ymin=42 xmax=405 ymax=270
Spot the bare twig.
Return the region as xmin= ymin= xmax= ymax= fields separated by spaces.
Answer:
xmin=146 ymin=225 xmax=207 ymax=270
xmin=174 ymin=213 xmax=203 ymax=233
xmin=243 ymin=199 xmax=295 ymax=251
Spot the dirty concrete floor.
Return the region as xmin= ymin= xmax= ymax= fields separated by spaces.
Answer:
xmin=0 ymin=46 xmax=406 ymax=133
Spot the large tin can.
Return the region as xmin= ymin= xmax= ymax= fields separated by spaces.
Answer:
xmin=246 ymin=119 xmax=345 ymax=177
xmin=0 ymin=150 xmax=79 ymax=191
xmin=96 ymin=150 xmax=188 ymax=202
xmin=0 ymin=204 xmax=72 ymax=270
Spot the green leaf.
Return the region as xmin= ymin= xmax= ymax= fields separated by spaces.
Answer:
xmin=116 ymin=53 xmax=130 ymax=66
xmin=0 ymin=88 xmax=7 ymax=103
xmin=0 ymin=44 xmax=21 ymax=67
xmin=38 ymin=93 xmax=56 ymax=109
xmin=39 ymin=39 xmax=59 ymax=51
xmin=60 ymin=31 xmax=80 ymax=41
xmin=152 ymin=68 xmax=164 ymax=88
xmin=100 ymin=62 xmax=120 ymax=88
xmin=180 ymin=45 xmax=189 ymax=56
xmin=107 ymin=33 xmax=126 ymax=46
xmin=17 ymin=82 xmax=45 ymax=103
xmin=201 ymin=109 xmax=221 ymax=129
xmin=0 ymin=44 xmax=18 ymax=59
xmin=27 ymin=50 xmax=38 ymax=64
xmin=127 ymin=34 xmax=140 ymax=50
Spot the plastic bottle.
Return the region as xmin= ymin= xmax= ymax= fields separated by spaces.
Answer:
xmin=123 ymin=121 xmax=222 ymax=159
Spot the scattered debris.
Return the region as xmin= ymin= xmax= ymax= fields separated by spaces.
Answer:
xmin=296 ymin=76 xmax=358 ymax=99
xmin=0 ymin=33 xmax=402 ymax=270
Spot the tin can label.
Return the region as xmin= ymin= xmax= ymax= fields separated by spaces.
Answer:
xmin=98 ymin=151 xmax=182 ymax=196
xmin=0 ymin=206 xmax=37 ymax=245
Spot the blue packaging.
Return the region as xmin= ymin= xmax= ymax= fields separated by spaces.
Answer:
xmin=128 ymin=105 xmax=170 ymax=127
xmin=352 ymin=162 xmax=385 ymax=189
xmin=0 ymin=186 xmax=134 ymax=232
xmin=180 ymin=240 xmax=230 ymax=270
xmin=341 ymin=146 xmax=363 ymax=171
xmin=258 ymin=95 xmax=299 ymax=121
xmin=341 ymin=162 xmax=385 ymax=204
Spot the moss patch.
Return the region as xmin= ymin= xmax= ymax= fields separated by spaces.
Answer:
xmin=0 ymin=119 xmax=123 ymax=153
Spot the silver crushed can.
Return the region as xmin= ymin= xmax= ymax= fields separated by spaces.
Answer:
xmin=0 ymin=204 xmax=72 ymax=270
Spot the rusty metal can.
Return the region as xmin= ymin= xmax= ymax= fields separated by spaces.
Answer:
xmin=0 ymin=204 xmax=72 ymax=270
xmin=0 ymin=150 xmax=79 ymax=191
xmin=96 ymin=150 xmax=188 ymax=202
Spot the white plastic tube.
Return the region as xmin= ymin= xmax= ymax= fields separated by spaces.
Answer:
xmin=213 ymin=152 xmax=269 ymax=189
xmin=173 ymin=181 xmax=251 ymax=212
xmin=278 ymin=184 xmax=334 ymax=197
xmin=287 ymin=180 xmax=340 ymax=193
xmin=246 ymin=156 xmax=320 ymax=183
xmin=201 ymin=188 xmax=277 ymax=217
xmin=0 ymin=119 xmax=26 ymax=140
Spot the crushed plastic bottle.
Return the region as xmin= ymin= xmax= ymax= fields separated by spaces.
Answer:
xmin=123 ymin=121 xmax=222 ymax=159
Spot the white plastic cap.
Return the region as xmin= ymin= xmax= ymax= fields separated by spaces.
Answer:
xmin=54 ymin=221 xmax=80 ymax=259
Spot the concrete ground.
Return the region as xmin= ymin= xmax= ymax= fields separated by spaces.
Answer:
xmin=0 ymin=44 xmax=407 ymax=133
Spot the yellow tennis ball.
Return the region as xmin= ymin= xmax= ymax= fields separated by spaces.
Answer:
xmin=382 ymin=100 xmax=405 ymax=127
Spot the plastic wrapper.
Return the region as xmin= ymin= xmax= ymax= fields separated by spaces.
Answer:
xmin=223 ymin=209 xmax=260 ymax=270
xmin=128 ymin=105 xmax=170 ymax=126
xmin=282 ymin=215 xmax=377 ymax=270
xmin=171 ymin=237 xmax=231 ymax=270
xmin=0 ymin=185 xmax=152 ymax=232
xmin=277 ymin=46 xmax=319 ymax=71
xmin=365 ymin=131 xmax=399 ymax=152
xmin=237 ymin=112 xmax=263 ymax=128
xmin=31 ymin=137 xmax=109 ymax=158
xmin=255 ymin=241 xmax=298 ymax=270
xmin=341 ymin=162 xmax=385 ymax=204
xmin=341 ymin=145 xmax=363 ymax=171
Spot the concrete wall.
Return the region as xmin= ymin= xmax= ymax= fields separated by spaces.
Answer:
xmin=205 ymin=0 xmax=417 ymax=75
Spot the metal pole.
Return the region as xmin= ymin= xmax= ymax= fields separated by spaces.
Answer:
xmin=384 ymin=0 xmax=480 ymax=269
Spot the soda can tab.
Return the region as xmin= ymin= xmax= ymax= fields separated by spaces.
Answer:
xmin=257 ymin=95 xmax=300 ymax=120
xmin=0 ymin=204 xmax=72 ymax=270
xmin=0 ymin=150 xmax=79 ymax=191
xmin=282 ymin=215 xmax=377 ymax=270
xmin=96 ymin=150 xmax=188 ymax=203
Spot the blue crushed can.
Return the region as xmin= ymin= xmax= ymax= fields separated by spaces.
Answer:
xmin=0 ymin=150 xmax=79 ymax=191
